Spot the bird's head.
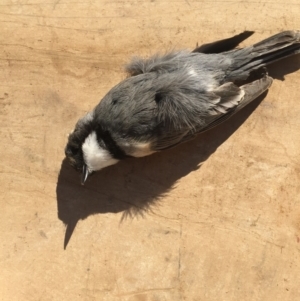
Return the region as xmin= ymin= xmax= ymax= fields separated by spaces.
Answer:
xmin=65 ymin=111 xmax=119 ymax=184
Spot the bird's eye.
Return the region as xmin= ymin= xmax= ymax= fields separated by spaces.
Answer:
xmin=65 ymin=145 xmax=79 ymax=157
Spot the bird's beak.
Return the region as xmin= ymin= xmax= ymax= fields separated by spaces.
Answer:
xmin=81 ymin=164 xmax=89 ymax=185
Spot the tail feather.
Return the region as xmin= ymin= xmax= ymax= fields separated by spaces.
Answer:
xmin=243 ymin=43 xmax=300 ymax=70
xmin=228 ymin=31 xmax=300 ymax=81
xmin=253 ymin=31 xmax=300 ymax=50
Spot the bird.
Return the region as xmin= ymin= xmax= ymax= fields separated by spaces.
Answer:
xmin=65 ymin=30 xmax=300 ymax=184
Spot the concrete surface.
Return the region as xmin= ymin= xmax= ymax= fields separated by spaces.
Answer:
xmin=1 ymin=0 xmax=300 ymax=300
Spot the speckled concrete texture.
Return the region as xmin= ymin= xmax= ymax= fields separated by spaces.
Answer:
xmin=1 ymin=1 xmax=300 ymax=300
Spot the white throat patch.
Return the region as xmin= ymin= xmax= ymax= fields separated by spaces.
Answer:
xmin=82 ymin=131 xmax=119 ymax=172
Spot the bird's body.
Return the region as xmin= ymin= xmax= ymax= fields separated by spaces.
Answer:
xmin=65 ymin=31 xmax=300 ymax=184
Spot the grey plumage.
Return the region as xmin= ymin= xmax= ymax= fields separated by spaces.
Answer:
xmin=65 ymin=30 xmax=300 ymax=182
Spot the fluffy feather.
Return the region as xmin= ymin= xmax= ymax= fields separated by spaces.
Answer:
xmin=65 ymin=30 xmax=300 ymax=180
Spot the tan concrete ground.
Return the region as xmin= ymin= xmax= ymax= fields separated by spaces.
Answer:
xmin=1 ymin=0 xmax=300 ymax=300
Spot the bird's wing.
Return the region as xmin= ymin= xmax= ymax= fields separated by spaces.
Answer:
xmin=125 ymin=31 xmax=254 ymax=77
xmin=201 ymin=75 xmax=273 ymax=132
xmin=152 ymin=75 xmax=273 ymax=151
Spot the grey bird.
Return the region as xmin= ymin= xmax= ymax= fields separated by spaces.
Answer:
xmin=65 ymin=30 xmax=300 ymax=184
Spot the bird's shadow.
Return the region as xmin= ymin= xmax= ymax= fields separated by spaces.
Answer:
xmin=56 ymin=55 xmax=299 ymax=249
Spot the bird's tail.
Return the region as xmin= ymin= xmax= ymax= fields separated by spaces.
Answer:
xmin=228 ymin=30 xmax=300 ymax=81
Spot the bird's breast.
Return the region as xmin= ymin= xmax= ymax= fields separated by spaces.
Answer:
xmin=119 ymin=140 xmax=156 ymax=158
